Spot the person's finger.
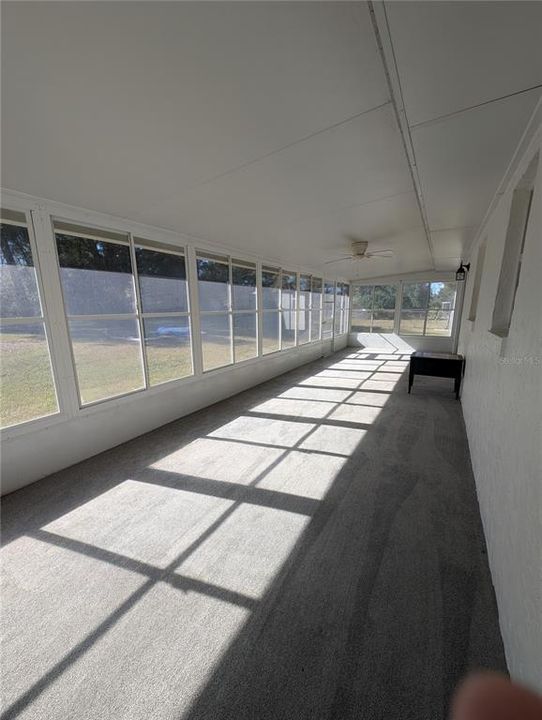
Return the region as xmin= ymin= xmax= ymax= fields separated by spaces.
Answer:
xmin=452 ymin=672 xmax=542 ymax=720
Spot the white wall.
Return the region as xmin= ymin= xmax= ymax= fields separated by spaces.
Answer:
xmin=348 ymin=332 xmax=454 ymax=353
xmin=458 ymin=113 xmax=542 ymax=690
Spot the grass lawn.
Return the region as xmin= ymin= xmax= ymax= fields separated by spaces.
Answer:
xmin=1 ymin=332 xmax=58 ymax=427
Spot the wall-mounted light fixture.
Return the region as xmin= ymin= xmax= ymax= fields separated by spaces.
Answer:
xmin=456 ymin=261 xmax=471 ymax=281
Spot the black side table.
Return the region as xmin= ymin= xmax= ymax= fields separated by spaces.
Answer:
xmin=408 ymin=352 xmax=465 ymax=399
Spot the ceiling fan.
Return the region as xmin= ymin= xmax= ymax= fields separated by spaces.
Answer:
xmin=324 ymin=239 xmax=393 ymax=265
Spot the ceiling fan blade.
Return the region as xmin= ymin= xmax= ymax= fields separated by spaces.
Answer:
xmin=323 ymin=255 xmax=354 ymax=265
xmin=366 ymin=250 xmax=393 ymax=258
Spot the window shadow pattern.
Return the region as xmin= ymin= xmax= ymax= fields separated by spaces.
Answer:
xmin=0 ymin=349 xmax=507 ymax=720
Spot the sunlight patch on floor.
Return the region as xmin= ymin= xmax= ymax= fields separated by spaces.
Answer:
xmin=256 ymin=450 xmax=347 ymax=500
xmin=43 ymin=480 xmax=235 ymax=568
xmin=299 ymin=424 xmax=367 ymax=454
xmin=249 ymin=397 xmax=335 ymax=419
xmin=149 ymin=438 xmax=283 ymax=484
xmin=179 ymin=503 xmax=310 ymax=600
xmin=208 ymin=416 xmax=315 ymax=447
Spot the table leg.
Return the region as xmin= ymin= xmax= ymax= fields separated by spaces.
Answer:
xmin=408 ymin=368 xmax=414 ymax=394
xmin=454 ymin=374 xmax=461 ymax=400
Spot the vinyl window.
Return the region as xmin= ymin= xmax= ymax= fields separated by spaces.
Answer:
xmin=352 ymin=284 xmax=396 ymax=333
xmin=399 ymin=281 xmax=457 ymax=336
xmin=1 ymin=210 xmax=59 ymax=427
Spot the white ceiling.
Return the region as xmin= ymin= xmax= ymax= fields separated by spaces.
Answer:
xmin=2 ymin=2 xmax=541 ymax=280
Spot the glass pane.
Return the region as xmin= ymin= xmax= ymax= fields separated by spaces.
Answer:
xmin=373 ymin=285 xmax=396 ymax=310
xmin=353 ymin=285 xmax=373 ymax=311
xmin=282 ymin=272 xmax=297 ymax=290
xmin=233 ymin=312 xmax=257 ymax=362
xmin=262 ymin=269 xmax=280 ymax=309
xmin=136 ymin=248 xmax=187 ymax=313
xmin=334 ymin=309 xmax=342 ymax=334
xmin=425 ymin=310 xmax=455 ymax=336
xmin=372 ymin=310 xmax=395 ymax=333
xmin=351 ymin=309 xmax=371 ymax=332
xmin=429 ymin=282 xmax=457 ymax=311
xmin=322 ymin=319 xmax=333 ymax=339
xmin=0 ymin=323 xmax=58 ymax=427
xmin=232 ymin=266 xmax=256 ymax=311
xmin=200 ymin=313 xmax=231 ymax=371
xmin=399 ymin=310 xmax=426 ymax=335
xmin=143 ymin=316 xmax=192 ymax=385
xmin=281 ymin=272 xmax=296 ymax=314
xmin=311 ymin=277 xmax=322 ymax=293
xmin=56 ymin=234 xmax=136 ymax=315
xmin=281 ymin=310 xmax=296 ymax=348
xmin=310 ymin=305 xmax=321 ymax=340
xmin=68 ymin=318 xmax=144 ymax=404
xmin=1 ymin=223 xmax=42 ymax=318
xmin=401 ymin=282 xmax=429 ymax=310
xmin=298 ymin=281 xmax=310 ymax=346
xmin=262 ymin=311 xmax=280 ymax=355
xmin=297 ymin=308 xmax=310 ymax=345
xmin=197 ymin=258 xmax=229 ymax=311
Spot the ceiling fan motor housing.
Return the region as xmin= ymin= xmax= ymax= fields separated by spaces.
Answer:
xmin=351 ymin=240 xmax=369 ymax=256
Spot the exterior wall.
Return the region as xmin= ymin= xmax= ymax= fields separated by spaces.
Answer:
xmin=458 ymin=115 xmax=542 ymax=690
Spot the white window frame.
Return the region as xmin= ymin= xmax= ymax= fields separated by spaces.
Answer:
xmin=351 ymin=283 xmax=398 ymax=334
xmin=231 ymin=257 xmax=258 ymax=364
xmin=261 ymin=264 xmax=282 ymax=356
xmin=0 ymin=208 xmax=63 ymax=431
xmin=280 ymin=269 xmax=298 ymax=351
xmin=399 ymin=280 xmax=458 ymax=337
xmin=297 ymin=273 xmax=312 ymax=346
xmin=490 ymin=151 xmax=538 ymax=338
xmin=197 ymin=251 xmax=259 ymax=372
xmin=133 ymin=238 xmax=194 ymax=387
xmin=322 ymin=279 xmax=335 ymax=339
xmin=310 ymin=276 xmax=323 ymax=342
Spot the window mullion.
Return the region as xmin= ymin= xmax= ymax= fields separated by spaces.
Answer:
xmin=128 ymin=233 xmax=150 ymax=390
xmin=30 ymin=207 xmax=80 ymax=417
xmin=423 ymin=283 xmax=430 ymax=336
xmin=186 ymin=245 xmax=203 ymax=376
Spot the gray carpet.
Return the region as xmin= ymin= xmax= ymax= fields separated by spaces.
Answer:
xmin=0 ymin=349 xmax=507 ymax=720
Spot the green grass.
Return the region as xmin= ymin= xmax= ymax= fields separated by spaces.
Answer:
xmin=1 ymin=332 xmax=58 ymax=427
xmin=1 ymin=332 xmax=258 ymax=427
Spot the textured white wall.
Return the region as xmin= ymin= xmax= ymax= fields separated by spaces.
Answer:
xmin=458 ymin=122 xmax=542 ymax=690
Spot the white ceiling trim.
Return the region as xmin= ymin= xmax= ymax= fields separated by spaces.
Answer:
xmin=369 ymin=1 xmax=435 ymax=270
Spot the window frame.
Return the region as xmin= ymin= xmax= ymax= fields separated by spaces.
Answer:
xmin=231 ymin=258 xmax=258 ymax=364
xmin=54 ymin=219 xmax=196 ymax=407
xmin=2 ymin=191 xmax=350 ymax=439
xmin=134 ymin=239 xmax=194 ymax=387
xmin=310 ymin=276 xmax=323 ymax=342
xmin=399 ymin=281 xmax=457 ymax=337
xmin=0 ymin=208 xmax=62 ymax=430
xmin=322 ymin=280 xmax=336 ymax=339
xmin=351 ymin=283 xmax=398 ymax=334
xmin=197 ymin=251 xmax=259 ymax=372
xmin=280 ymin=269 xmax=298 ymax=350
xmin=261 ymin=264 xmax=282 ymax=356
xmin=490 ymin=152 xmax=538 ymax=338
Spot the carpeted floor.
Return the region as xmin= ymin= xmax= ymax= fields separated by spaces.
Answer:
xmin=0 ymin=348 xmax=507 ymax=720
